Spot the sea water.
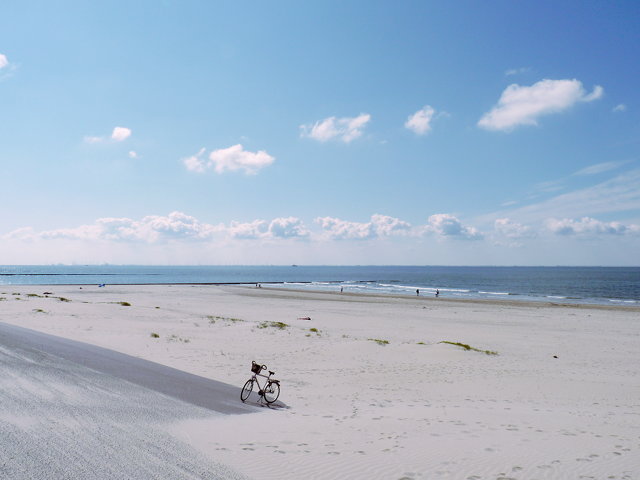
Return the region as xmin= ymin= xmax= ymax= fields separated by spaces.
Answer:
xmin=0 ymin=265 xmax=638 ymax=307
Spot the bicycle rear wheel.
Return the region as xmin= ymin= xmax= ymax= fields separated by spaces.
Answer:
xmin=264 ymin=381 xmax=280 ymax=404
xmin=240 ymin=379 xmax=253 ymax=402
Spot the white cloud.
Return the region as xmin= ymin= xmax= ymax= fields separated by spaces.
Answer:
xmin=6 ymin=212 xmax=219 ymax=243
xmin=480 ymin=168 xmax=640 ymax=226
xmin=505 ymin=67 xmax=530 ymax=76
xmin=478 ymin=79 xmax=603 ymax=131
xmin=316 ymin=217 xmax=376 ymax=240
xmin=316 ymin=214 xmax=410 ymax=240
xmin=494 ymin=218 xmax=535 ymax=239
xmin=226 ymin=220 xmax=268 ymax=239
xmin=83 ymin=135 xmax=104 ymax=144
xmin=128 ymin=151 xmax=138 ymax=159
xmin=573 ymin=160 xmax=628 ymax=176
xmin=227 ymin=217 xmax=309 ymax=239
xmin=300 ymin=113 xmax=371 ymax=143
xmin=268 ymin=217 xmax=310 ymax=238
xmin=111 ymin=126 xmax=132 ymax=142
xmin=405 ymin=105 xmax=436 ymax=135
xmin=546 ymin=217 xmax=640 ymax=236
xmin=182 ymin=148 xmax=207 ymax=173
xmin=425 ymin=214 xmax=482 ymax=240
xmin=209 ymin=144 xmax=275 ymax=174
xmin=84 ymin=126 xmax=132 ymax=144
xmin=182 ymin=145 xmax=275 ymax=175
xmin=5 ymin=213 xmax=311 ymax=244
xmin=0 ymin=54 xmax=8 ymax=69
xmin=613 ymin=104 xmax=627 ymax=113
xmin=370 ymin=214 xmax=411 ymax=235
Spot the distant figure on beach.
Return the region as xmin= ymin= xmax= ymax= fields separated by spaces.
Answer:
xmin=416 ymin=289 xmax=420 ymax=296
xmin=435 ymin=289 xmax=439 ymax=297
xmin=340 ymin=286 xmax=343 ymax=293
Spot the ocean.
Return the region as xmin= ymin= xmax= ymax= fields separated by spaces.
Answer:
xmin=1 ymin=265 xmax=638 ymax=307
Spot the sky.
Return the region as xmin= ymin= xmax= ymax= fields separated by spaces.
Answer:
xmin=1 ymin=0 xmax=639 ymax=265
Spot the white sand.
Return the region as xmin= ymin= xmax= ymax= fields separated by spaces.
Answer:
xmin=1 ymin=284 xmax=638 ymax=480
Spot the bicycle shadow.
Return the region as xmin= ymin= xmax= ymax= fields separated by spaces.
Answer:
xmin=240 ymin=390 xmax=288 ymax=410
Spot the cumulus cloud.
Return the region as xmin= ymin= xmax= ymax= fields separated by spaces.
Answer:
xmin=405 ymin=106 xmax=436 ymax=135
xmin=209 ymin=144 xmax=275 ymax=174
xmin=494 ymin=218 xmax=535 ymax=239
xmin=0 ymin=54 xmax=8 ymax=69
xmin=613 ymin=104 xmax=627 ymax=113
xmin=4 ymin=213 xmax=311 ymax=245
xmin=6 ymin=212 xmax=218 ymax=243
xmin=268 ymin=217 xmax=310 ymax=238
xmin=300 ymin=113 xmax=371 ymax=143
xmin=227 ymin=217 xmax=310 ymax=239
xmin=316 ymin=214 xmax=411 ymax=240
xmin=546 ymin=217 xmax=640 ymax=236
xmin=128 ymin=150 xmax=138 ymax=159
xmin=478 ymin=79 xmax=603 ymax=131
xmin=227 ymin=220 xmax=268 ymax=239
xmin=183 ymin=145 xmax=274 ymax=175
xmin=182 ymin=148 xmax=207 ymax=173
xmin=424 ymin=214 xmax=482 ymax=240
xmin=111 ymin=126 xmax=132 ymax=142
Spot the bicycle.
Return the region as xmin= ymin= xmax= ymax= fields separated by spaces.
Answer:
xmin=240 ymin=361 xmax=281 ymax=404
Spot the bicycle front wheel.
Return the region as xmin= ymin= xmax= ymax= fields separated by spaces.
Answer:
xmin=264 ymin=381 xmax=280 ymax=404
xmin=240 ymin=379 xmax=253 ymax=402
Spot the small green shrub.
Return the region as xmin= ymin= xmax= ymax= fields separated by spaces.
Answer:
xmin=58 ymin=297 xmax=71 ymax=302
xmin=309 ymin=327 xmax=319 ymax=333
xmin=119 ymin=301 xmax=131 ymax=306
xmin=368 ymin=338 xmax=389 ymax=346
xmin=33 ymin=309 xmax=46 ymax=313
xmin=150 ymin=333 xmax=160 ymax=338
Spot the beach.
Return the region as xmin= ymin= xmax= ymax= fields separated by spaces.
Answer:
xmin=1 ymin=284 xmax=638 ymax=479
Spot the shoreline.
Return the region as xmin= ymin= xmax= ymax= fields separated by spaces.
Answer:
xmin=3 ymin=281 xmax=639 ymax=311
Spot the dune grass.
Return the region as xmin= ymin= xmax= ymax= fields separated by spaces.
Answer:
xmin=440 ymin=341 xmax=498 ymax=355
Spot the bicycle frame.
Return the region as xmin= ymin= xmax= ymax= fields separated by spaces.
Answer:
xmin=249 ymin=371 xmax=272 ymax=394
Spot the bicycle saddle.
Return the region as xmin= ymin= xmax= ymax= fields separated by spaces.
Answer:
xmin=269 ymin=370 xmax=275 ymax=376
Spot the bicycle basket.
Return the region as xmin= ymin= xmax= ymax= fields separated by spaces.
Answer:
xmin=251 ymin=362 xmax=262 ymax=374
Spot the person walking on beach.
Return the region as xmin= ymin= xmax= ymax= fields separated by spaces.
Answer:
xmin=416 ymin=289 xmax=420 ymax=296
xmin=435 ymin=289 xmax=439 ymax=297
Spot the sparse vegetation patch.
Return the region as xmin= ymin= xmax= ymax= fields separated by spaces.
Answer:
xmin=440 ymin=341 xmax=498 ymax=355
xmin=258 ymin=321 xmax=289 ymax=330
xmin=150 ymin=333 xmax=160 ymax=338
xmin=207 ymin=315 xmax=244 ymax=324
xmin=368 ymin=338 xmax=389 ymax=346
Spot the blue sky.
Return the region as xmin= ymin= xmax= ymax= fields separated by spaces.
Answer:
xmin=1 ymin=1 xmax=639 ymax=265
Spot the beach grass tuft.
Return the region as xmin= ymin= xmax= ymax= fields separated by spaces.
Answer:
xmin=150 ymin=332 xmax=160 ymax=338
xmin=368 ymin=338 xmax=390 ymax=346
xmin=440 ymin=341 xmax=498 ymax=355
xmin=207 ymin=315 xmax=244 ymax=324
xmin=258 ymin=321 xmax=289 ymax=330
xmin=58 ymin=297 xmax=71 ymax=302
xmin=119 ymin=301 xmax=131 ymax=306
